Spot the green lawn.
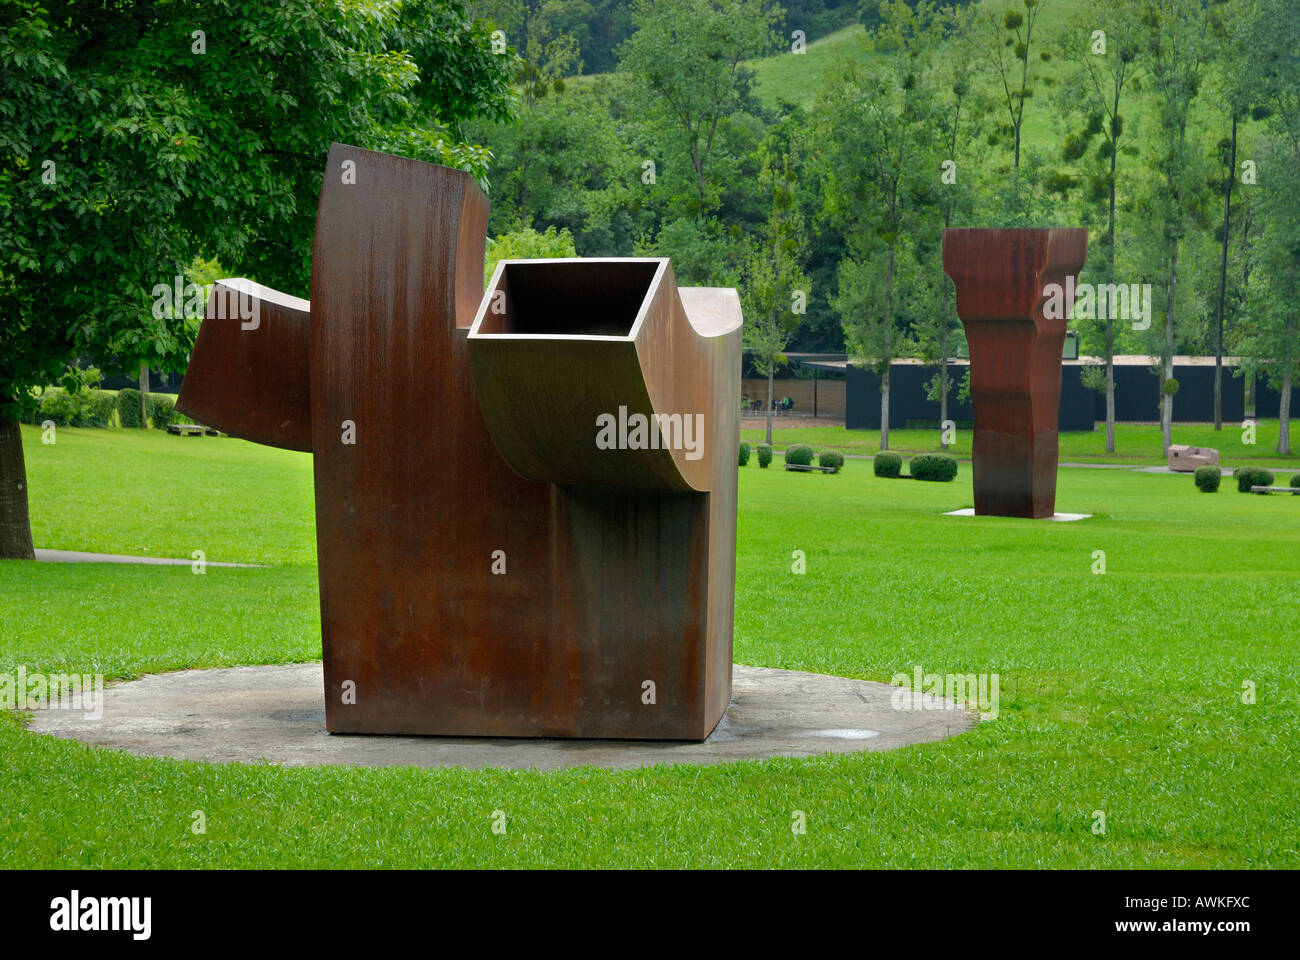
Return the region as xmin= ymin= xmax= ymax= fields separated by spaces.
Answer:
xmin=2 ymin=424 xmax=1298 ymax=867
xmin=742 ymin=420 xmax=1300 ymax=470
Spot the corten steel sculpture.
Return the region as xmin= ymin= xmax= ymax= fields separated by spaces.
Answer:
xmin=942 ymin=228 xmax=1088 ymax=518
xmin=177 ymin=144 xmax=742 ymax=740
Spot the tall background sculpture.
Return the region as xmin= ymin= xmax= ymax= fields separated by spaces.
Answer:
xmin=178 ymin=144 xmax=742 ymax=740
xmin=942 ymin=228 xmax=1088 ymax=518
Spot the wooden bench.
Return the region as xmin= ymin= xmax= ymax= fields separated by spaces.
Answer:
xmin=166 ymin=423 xmax=223 ymax=437
xmin=1250 ymin=486 xmax=1299 ymax=495
xmin=784 ymin=463 xmax=839 ymax=474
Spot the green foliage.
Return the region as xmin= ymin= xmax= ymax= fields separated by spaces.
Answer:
xmin=149 ymin=395 xmax=179 ymax=430
xmin=910 ymin=453 xmax=958 ymax=482
xmin=757 ymin=442 xmax=773 ymax=467
xmin=874 ymin=450 xmax=902 ymax=477
xmin=484 ymin=225 xmax=577 ymax=284
xmin=784 ymin=443 xmax=815 ymax=466
xmin=1234 ymin=466 xmax=1275 ymax=492
xmin=116 ymin=389 xmax=144 ymax=429
xmin=1291 ymin=473 xmax=1300 ymax=490
xmin=0 ymin=0 xmax=517 ymax=420
xmin=739 ymin=440 xmax=751 ymax=466
xmin=24 ymin=388 xmax=116 ymax=428
xmin=1194 ymin=466 xmax=1220 ymax=492
xmin=619 ymin=0 xmax=780 ymax=216
xmin=818 ymin=449 xmax=844 ymax=470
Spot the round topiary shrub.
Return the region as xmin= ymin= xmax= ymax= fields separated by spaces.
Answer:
xmin=784 ymin=443 xmax=815 ymax=466
xmin=757 ymin=443 xmax=773 ymax=468
xmin=910 ymin=453 xmax=959 ymax=482
xmin=738 ymin=441 xmax=750 ymax=467
xmin=874 ymin=451 xmax=902 ymax=478
xmin=117 ymin=388 xmax=143 ymax=428
xmin=1235 ymin=466 xmax=1274 ymax=492
xmin=1193 ymin=466 xmax=1220 ymax=492
xmin=149 ymin=394 xmax=178 ymax=429
xmin=818 ymin=450 xmax=844 ymax=470
xmin=1290 ymin=473 xmax=1300 ymax=492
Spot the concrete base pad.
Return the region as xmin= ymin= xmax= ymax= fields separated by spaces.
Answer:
xmin=34 ymin=548 xmax=262 ymax=568
xmin=943 ymin=508 xmax=1092 ymax=522
xmin=24 ymin=663 xmax=976 ymax=772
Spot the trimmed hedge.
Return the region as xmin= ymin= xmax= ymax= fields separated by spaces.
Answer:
xmin=1234 ymin=466 xmax=1275 ymax=492
xmin=1193 ymin=466 xmax=1220 ymax=492
xmin=757 ymin=443 xmax=773 ymax=468
xmin=784 ymin=443 xmax=815 ymax=466
xmin=24 ymin=387 xmax=116 ymax=428
xmin=738 ymin=441 xmax=750 ymax=467
xmin=910 ymin=453 xmax=959 ymax=482
xmin=874 ymin=451 xmax=902 ymax=478
xmin=150 ymin=394 xmax=179 ymax=429
xmin=1291 ymin=473 xmax=1300 ymax=491
xmin=117 ymin=388 xmax=145 ymax=428
xmin=818 ymin=450 xmax=844 ymax=470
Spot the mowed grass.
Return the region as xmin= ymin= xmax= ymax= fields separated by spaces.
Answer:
xmin=742 ymin=420 xmax=1300 ymax=469
xmin=2 ymin=424 xmax=1299 ymax=868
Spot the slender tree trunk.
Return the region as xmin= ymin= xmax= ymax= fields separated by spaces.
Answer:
xmin=765 ymin=366 xmax=774 ymax=447
xmin=1162 ymin=241 xmax=1180 ymax=457
xmin=1106 ymin=109 xmax=1119 ymax=454
xmin=881 ymin=367 xmax=891 ymax=453
xmin=1105 ymin=341 xmax=1115 ymax=454
xmin=881 ymin=244 xmax=896 ymax=452
xmin=940 ymin=277 xmax=951 ymax=450
xmin=939 ymin=356 xmax=950 ymax=451
xmin=0 ymin=413 xmax=35 ymax=560
xmin=1278 ymin=367 xmax=1292 ymax=456
xmin=1280 ymin=313 xmax=1295 ymax=456
xmin=138 ymin=361 xmax=150 ymax=429
xmin=1214 ymin=114 xmax=1237 ymax=431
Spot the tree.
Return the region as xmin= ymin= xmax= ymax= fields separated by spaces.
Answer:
xmin=484 ymin=225 xmax=578 ymax=284
xmin=920 ymin=2 xmax=981 ymax=448
xmin=618 ymin=0 xmax=780 ymax=220
xmin=1240 ymin=140 xmax=1299 ymax=455
xmin=1134 ymin=0 xmax=1214 ymax=456
xmin=0 ymin=0 xmax=516 ymax=559
xmin=741 ymin=155 xmax=808 ymax=445
xmin=1239 ymin=0 xmax=1300 ymax=453
xmin=1204 ymin=0 xmax=1259 ymax=431
xmin=980 ymin=0 xmax=1051 ymax=171
xmin=818 ymin=0 xmax=942 ymax=451
xmin=1057 ymin=0 xmax=1138 ymax=453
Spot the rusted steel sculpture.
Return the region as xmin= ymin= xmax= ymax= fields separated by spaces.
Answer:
xmin=178 ymin=144 xmax=742 ymax=740
xmin=942 ymin=228 xmax=1088 ymax=518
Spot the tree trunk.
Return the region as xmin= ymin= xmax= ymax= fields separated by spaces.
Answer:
xmin=139 ymin=361 xmax=150 ymax=428
xmin=1278 ymin=367 xmax=1292 ymax=456
xmin=940 ymin=284 xmax=951 ymax=451
xmin=1214 ymin=114 xmax=1237 ymax=432
xmin=1105 ymin=109 xmax=1119 ymax=454
xmin=0 ymin=413 xmax=35 ymax=560
xmin=765 ymin=366 xmax=774 ymax=446
xmin=881 ymin=367 xmax=891 ymax=453
xmin=939 ymin=362 xmax=949 ymax=451
xmin=1162 ymin=241 xmax=1180 ymax=457
xmin=1105 ymin=348 xmax=1115 ymax=454
xmin=881 ymin=244 xmax=895 ymax=452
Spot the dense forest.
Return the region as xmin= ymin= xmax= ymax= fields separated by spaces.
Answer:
xmin=464 ymin=0 xmax=1298 ymax=454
